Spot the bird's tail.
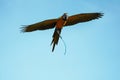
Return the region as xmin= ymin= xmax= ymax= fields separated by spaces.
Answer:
xmin=51 ymin=28 xmax=61 ymax=52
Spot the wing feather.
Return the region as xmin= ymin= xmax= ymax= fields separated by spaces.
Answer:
xmin=22 ymin=19 xmax=58 ymax=32
xmin=65 ymin=13 xmax=103 ymax=26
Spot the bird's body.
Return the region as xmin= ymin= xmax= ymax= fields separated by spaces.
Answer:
xmin=51 ymin=13 xmax=68 ymax=51
xmin=56 ymin=17 xmax=66 ymax=29
xmin=22 ymin=12 xmax=103 ymax=52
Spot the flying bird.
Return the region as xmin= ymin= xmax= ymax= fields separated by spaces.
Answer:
xmin=22 ymin=12 xmax=103 ymax=52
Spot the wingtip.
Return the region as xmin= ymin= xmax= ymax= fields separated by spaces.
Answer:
xmin=100 ymin=13 xmax=104 ymax=16
xmin=98 ymin=12 xmax=104 ymax=18
xmin=20 ymin=25 xmax=35 ymax=32
xmin=95 ymin=12 xmax=104 ymax=19
xmin=20 ymin=25 xmax=27 ymax=33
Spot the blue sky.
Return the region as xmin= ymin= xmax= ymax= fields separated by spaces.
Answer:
xmin=0 ymin=0 xmax=120 ymax=80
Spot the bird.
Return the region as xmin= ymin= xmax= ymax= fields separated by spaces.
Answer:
xmin=22 ymin=12 xmax=103 ymax=52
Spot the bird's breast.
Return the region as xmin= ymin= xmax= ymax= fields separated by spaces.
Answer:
xmin=56 ymin=18 xmax=67 ymax=29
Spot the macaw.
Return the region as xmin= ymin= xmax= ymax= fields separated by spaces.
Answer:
xmin=22 ymin=12 xmax=103 ymax=52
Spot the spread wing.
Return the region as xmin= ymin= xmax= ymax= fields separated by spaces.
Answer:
xmin=22 ymin=19 xmax=58 ymax=32
xmin=65 ymin=13 xmax=103 ymax=26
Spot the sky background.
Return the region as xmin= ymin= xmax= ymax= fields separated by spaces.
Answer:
xmin=0 ymin=0 xmax=120 ymax=80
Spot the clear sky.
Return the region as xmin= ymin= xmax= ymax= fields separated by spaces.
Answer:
xmin=0 ymin=0 xmax=120 ymax=80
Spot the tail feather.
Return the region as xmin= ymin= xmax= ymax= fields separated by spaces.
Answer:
xmin=51 ymin=28 xmax=61 ymax=52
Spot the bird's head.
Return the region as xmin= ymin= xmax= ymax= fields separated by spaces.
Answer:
xmin=62 ymin=13 xmax=68 ymax=21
